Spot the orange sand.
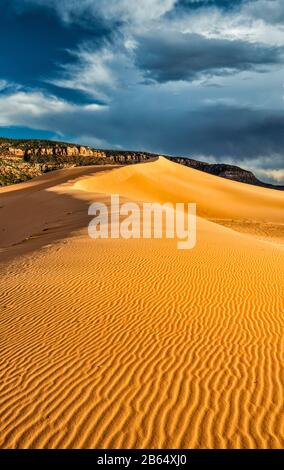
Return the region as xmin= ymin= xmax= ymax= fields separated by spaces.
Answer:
xmin=0 ymin=157 xmax=283 ymax=448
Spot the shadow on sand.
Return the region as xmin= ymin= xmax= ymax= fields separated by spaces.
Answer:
xmin=0 ymin=165 xmax=120 ymax=265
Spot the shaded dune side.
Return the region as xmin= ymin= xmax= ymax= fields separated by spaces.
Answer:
xmin=0 ymin=158 xmax=283 ymax=449
xmin=0 ymin=165 xmax=121 ymax=265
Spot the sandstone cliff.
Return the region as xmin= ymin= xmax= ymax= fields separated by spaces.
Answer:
xmin=0 ymin=138 xmax=282 ymax=189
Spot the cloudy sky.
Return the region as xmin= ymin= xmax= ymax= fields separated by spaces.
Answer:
xmin=1 ymin=0 xmax=284 ymax=183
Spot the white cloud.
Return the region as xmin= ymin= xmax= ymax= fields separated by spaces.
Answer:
xmin=243 ymin=0 xmax=284 ymax=24
xmin=168 ymin=4 xmax=284 ymax=46
xmin=255 ymin=168 xmax=284 ymax=184
xmin=83 ymin=103 xmax=105 ymax=111
xmin=0 ymin=90 xmax=100 ymax=125
xmin=52 ymin=46 xmax=117 ymax=101
xmin=0 ymin=91 xmax=70 ymax=122
xmin=51 ymin=38 xmax=143 ymax=101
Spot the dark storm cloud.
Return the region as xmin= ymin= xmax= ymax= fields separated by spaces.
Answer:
xmin=36 ymin=103 xmax=284 ymax=167
xmin=135 ymin=31 xmax=284 ymax=83
xmin=243 ymin=0 xmax=284 ymax=25
xmin=178 ymin=106 xmax=284 ymax=160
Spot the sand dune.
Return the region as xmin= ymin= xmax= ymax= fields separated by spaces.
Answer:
xmin=76 ymin=156 xmax=284 ymax=221
xmin=76 ymin=157 xmax=284 ymax=242
xmin=0 ymin=157 xmax=283 ymax=448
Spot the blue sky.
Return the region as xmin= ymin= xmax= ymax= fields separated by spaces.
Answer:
xmin=0 ymin=0 xmax=284 ymax=183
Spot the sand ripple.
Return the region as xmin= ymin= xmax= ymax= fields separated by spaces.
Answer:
xmin=0 ymin=158 xmax=283 ymax=448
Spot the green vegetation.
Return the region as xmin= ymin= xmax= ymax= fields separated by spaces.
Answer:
xmin=0 ymin=157 xmax=42 ymax=186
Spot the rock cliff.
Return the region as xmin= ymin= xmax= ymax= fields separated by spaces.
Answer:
xmin=166 ymin=157 xmax=279 ymax=189
xmin=0 ymin=138 xmax=282 ymax=189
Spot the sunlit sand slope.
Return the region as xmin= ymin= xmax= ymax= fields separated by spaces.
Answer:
xmin=0 ymin=158 xmax=283 ymax=448
xmin=76 ymin=156 xmax=284 ymax=223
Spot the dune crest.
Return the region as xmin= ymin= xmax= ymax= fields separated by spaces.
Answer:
xmin=76 ymin=157 xmax=284 ymax=243
xmin=0 ymin=158 xmax=283 ymax=448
